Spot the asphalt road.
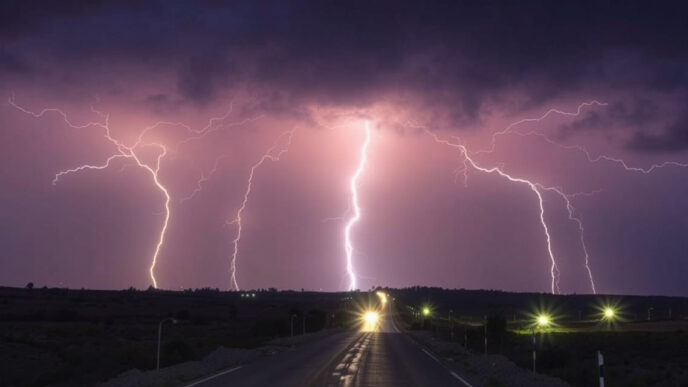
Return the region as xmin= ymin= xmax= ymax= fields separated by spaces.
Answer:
xmin=185 ymin=304 xmax=476 ymax=387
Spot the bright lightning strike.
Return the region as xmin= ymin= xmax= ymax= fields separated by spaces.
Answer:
xmin=402 ymin=103 xmax=606 ymax=294
xmin=9 ymin=95 xmax=245 ymax=289
xmin=429 ymin=133 xmax=562 ymax=293
xmin=537 ymin=185 xmax=597 ymax=294
xmin=344 ymin=121 xmax=372 ymax=291
xmin=421 ymin=100 xmax=688 ymax=294
xmin=227 ymin=129 xmax=295 ymax=291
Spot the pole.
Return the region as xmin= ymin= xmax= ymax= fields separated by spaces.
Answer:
xmin=598 ymin=351 xmax=605 ymax=387
xmin=302 ymin=315 xmax=306 ymax=335
xmin=291 ymin=315 xmax=296 ymax=338
xmin=157 ymin=320 xmax=163 ymax=370
xmin=532 ymin=330 xmax=537 ymax=373
xmin=449 ymin=310 xmax=454 ymax=341
xmin=484 ymin=324 xmax=487 ymax=355
xmin=157 ymin=318 xmax=176 ymax=370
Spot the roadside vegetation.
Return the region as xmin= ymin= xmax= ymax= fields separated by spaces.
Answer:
xmin=393 ymin=286 xmax=688 ymax=386
xmin=0 ymin=286 xmax=356 ymax=386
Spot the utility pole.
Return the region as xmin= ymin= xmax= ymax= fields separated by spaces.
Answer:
xmin=484 ymin=324 xmax=487 ymax=355
xmin=157 ymin=318 xmax=178 ymax=370
xmin=532 ymin=329 xmax=537 ymax=373
xmin=449 ymin=310 xmax=454 ymax=341
xmin=597 ymin=351 xmax=605 ymax=387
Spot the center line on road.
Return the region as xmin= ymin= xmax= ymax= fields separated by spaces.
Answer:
xmin=184 ymin=366 xmax=243 ymax=387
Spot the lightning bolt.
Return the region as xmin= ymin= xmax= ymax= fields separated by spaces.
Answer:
xmin=477 ymin=101 xmax=688 ymax=293
xmin=8 ymin=94 xmax=247 ymax=288
xmin=227 ymin=129 xmax=296 ymax=291
xmin=537 ymin=185 xmax=598 ymax=294
xmin=427 ymin=132 xmax=562 ymax=293
xmin=420 ymin=100 xmax=688 ymax=294
xmin=477 ymin=101 xmax=609 ymax=155
xmin=344 ymin=121 xmax=372 ymax=291
xmin=422 ymin=103 xmax=609 ymax=294
xmin=507 ymin=129 xmax=688 ymax=173
xmin=479 ymin=100 xmax=688 ymax=173
xmin=179 ymin=155 xmax=229 ymax=204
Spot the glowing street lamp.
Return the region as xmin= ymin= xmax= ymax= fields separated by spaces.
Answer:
xmin=536 ymin=314 xmax=551 ymax=328
xmin=376 ymin=291 xmax=388 ymax=305
xmin=602 ymin=306 xmax=616 ymax=321
xmin=362 ymin=310 xmax=380 ymax=331
xmin=422 ymin=307 xmax=431 ymax=317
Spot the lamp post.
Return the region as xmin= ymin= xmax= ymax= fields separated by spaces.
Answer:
xmin=157 ymin=318 xmax=178 ymax=370
xmin=532 ymin=328 xmax=537 ymax=373
xmin=449 ymin=309 xmax=454 ymax=341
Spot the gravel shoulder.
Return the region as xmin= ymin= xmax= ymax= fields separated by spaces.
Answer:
xmin=407 ymin=331 xmax=570 ymax=387
xmin=97 ymin=329 xmax=340 ymax=387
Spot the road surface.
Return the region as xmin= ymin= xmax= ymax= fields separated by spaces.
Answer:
xmin=185 ymin=303 xmax=476 ymax=387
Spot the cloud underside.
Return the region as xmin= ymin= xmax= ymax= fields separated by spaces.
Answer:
xmin=1 ymin=1 xmax=687 ymax=150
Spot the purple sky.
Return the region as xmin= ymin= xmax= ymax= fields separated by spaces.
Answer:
xmin=1 ymin=2 xmax=687 ymax=295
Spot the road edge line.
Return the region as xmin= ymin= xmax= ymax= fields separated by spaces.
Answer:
xmin=183 ymin=365 xmax=243 ymax=387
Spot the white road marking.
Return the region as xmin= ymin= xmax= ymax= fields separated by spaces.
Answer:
xmin=422 ymin=348 xmax=440 ymax=362
xmin=183 ymin=366 xmax=243 ymax=387
xmin=422 ymin=348 xmax=473 ymax=387
xmin=450 ymin=371 xmax=474 ymax=387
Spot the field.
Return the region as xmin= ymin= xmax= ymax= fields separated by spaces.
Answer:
xmin=0 ymin=287 xmax=356 ymax=386
xmin=392 ymin=287 xmax=688 ymax=386
xmin=2 ymin=286 xmax=687 ymax=386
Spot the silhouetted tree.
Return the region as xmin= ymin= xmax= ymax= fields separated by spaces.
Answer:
xmin=25 ymin=282 xmax=34 ymax=290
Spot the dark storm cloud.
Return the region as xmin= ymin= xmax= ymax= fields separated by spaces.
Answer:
xmin=177 ymin=56 xmax=237 ymax=104
xmin=628 ymin=113 xmax=688 ymax=153
xmin=557 ymin=99 xmax=662 ymax=136
xmin=2 ymin=1 xmax=688 ymax=116
xmin=557 ymin=97 xmax=688 ymax=153
xmin=0 ymin=49 xmax=32 ymax=75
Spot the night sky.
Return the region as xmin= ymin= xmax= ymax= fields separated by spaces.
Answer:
xmin=1 ymin=1 xmax=687 ymax=295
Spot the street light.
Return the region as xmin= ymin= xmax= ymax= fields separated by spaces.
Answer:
xmin=602 ymin=306 xmax=616 ymax=321
xmin=536 ymin=314 xmax=551 ymax=328
xmin=362 ymin=310 xmax=379 ymax=332
xmin=449 ymin=309 xmax=454 ymax=341
xmin=157 ymin=318 xmax=178 ymax=370
xmin=422 ymin=307 xmax=431 ymax=317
